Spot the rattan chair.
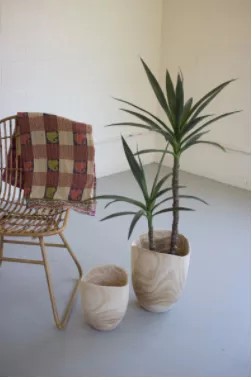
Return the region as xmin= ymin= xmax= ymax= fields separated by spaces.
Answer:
xmin=0 ymin=115 xmax=83 ymax=329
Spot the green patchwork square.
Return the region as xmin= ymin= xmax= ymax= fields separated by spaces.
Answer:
xmin=45 ymin=186 xmax=57 ymax=199
xmin=46 ymin=131 xmax=59 ymax=144
xmin=48 ymin=159 xmax=59 ymax=172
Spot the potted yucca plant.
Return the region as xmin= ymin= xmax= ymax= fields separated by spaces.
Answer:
xmin=93 ymin=136 xmax=206 ymax=311
xmin=108 ymin=58 xmax=239 ymax=254
xmin=102 ymin=59 xmax=239 ymax=311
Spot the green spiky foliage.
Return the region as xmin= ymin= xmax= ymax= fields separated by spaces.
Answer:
xmin=107 ymin=59 xmax=240 ymax=254
xmin=93 ymin=136 xmax=207 ymax=251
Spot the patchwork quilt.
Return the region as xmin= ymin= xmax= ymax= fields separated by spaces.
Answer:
xmin=4 ymin=112 xmax=96 ymax=215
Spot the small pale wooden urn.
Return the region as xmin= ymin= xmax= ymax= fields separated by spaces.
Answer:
xmin=81 ymin=265 xmax=129 ymax=331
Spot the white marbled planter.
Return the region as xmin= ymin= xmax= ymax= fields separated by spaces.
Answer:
xmin=80 ymin=265 xmax=129 ymax=331
xmin=131 ymin=230 xmax=190 ymax=312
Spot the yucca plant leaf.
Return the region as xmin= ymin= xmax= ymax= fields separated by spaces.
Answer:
xmin=128 ymin=210 xmax=144 ymax=239
xmin=152 ymin=194 xmax=208 ymax=211
xmin=182 ymin=123 xmax=212 ymax=143
xmin=179 ymin=68 xmax=184 ymax=82
xmin=101 ymin=211 xmax=137 ymax=221
xmin=154 ymin=207 xmax=194 ymax=216
xmin=181 ymin=131 xmax=210 ymax=149
xmin=166 ymin=70 xmax=176 ymax=117
xmin=181 ymin=111 xmax=240 ymax=145
xmin=106 ymin=122 xmax=167 ymax=138
xmin=190 ymin=87 xmax=232 ymax=121
xmin=175 ymin=74 xmax=184 ymax=124
xmin=119 ymin=108 xmax=176 ymax=145
xmin=98 ymin=195 xmax=146 ymax=210
xmin=181 ymin=114 xmax=213 ymax=136
xmin=134 ymin=148 xmax=174 ymax=156
xmin=113 ymin=97 xmax=174 ymax=135
xmin=177 ymin=194 xmax=208 ymax=204
xmin=120 ymin=108 xmax=168 ymax=134
xmin=186 ymin=140 xmax=226 ymax=152
xmin=151 ymin=143 xmax=169 ymax=196
xmin=152 ymin=196 xmax=173 ymax=211
xmin=155 ymin=187 xmax=173 ymax=199
xmin=151 ymin=173 xmax=173 ymax=199
xmin=136 ymin=145 xmax=148 ymax=194
xmin=140 ymin=58 xmax=173 ymax=124
xmin=188 ymin=111 xmax=241 ymax=137
xmin=155 ymin=185 xmax=186 ymax=199
xmin=189 ymin=79 xmax=236 ymax=119
xmin=121 ymin=136 xmax=149 ymax=200
xmin=118 ymin=109 xmax=176 ymax=148
xmin=137 ymin=145 xmax=144 ymax=170
xmin=179 ymin=97 xmax=193 ymax=128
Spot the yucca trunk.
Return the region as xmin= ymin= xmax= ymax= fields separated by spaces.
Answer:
xmin=169 ymin=155 xmax=180 ymax=255
xmin=148 ymin=218 xmax=155 ymax=251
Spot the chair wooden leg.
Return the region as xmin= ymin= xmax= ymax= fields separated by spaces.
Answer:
xmin=0 ymin=235 xmax=3 ymax=266
xmin=39 ymin=234 xmax=83 ymax=330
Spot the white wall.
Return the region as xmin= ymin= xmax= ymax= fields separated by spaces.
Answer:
xmin=0 ymin=0 xmax=163 ymax=177
xmin=156 ymin=0 xmax=250 ymax=190
xmin=0 ymin=0 xmax=250 ymax=189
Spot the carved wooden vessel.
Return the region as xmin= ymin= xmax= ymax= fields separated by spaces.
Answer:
xmin=81 ymin=265 xmax=129 ymax=330
xmin=131 ymin=230 xmax=190 ymax=312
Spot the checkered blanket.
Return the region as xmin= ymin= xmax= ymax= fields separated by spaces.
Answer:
xmin=4 ymin=112 xmax=96 ymax=215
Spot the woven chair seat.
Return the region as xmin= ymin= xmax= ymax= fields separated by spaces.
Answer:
xmin=0 ymin=198 xmax=67 ymax=236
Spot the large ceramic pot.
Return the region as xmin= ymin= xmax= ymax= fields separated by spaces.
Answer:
xmin=80 ymin=265 xmax=129 ymax=331
xmin=131 ymin=230 xmax=190 ymax=312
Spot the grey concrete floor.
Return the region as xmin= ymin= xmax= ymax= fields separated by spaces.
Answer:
xmin=0 ymin=164 xmax=250 ymax=377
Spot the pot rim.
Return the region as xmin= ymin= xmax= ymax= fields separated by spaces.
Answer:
xmin=131 ymin=230 xmax=190 ymax=257
xmin=83 ymin=264 xmax=129 ymax=288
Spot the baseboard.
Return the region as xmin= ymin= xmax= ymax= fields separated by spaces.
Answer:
xmin=156 ymin=145 xmax=250 ymax=191
xmin=96 ymin=133 xmax=250 ymax=190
